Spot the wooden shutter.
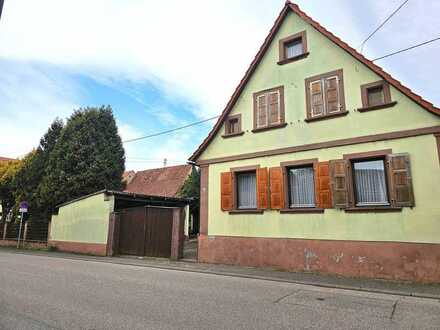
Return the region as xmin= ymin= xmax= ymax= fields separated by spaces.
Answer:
xmin=268 ymin=91 xmax=280 ymax=125
xmin=330 ymin=159 xmax=350 ymax=208
xmin=269 ymin=167 xmax=285 ymax=209
xmin=257 ymin=168 xmax=268 ymax=209
xmin=316 ymin=161 xmax=332 ymax=208
xmin=221 ymin=172 xmax=233 ymax=211
xmin=325 ymin=76 xmax=340 ymax=113
xmin=387 ymin=153 xmax=414 ymax=207
xmin=309 ymin=80 xmax=324 ymax=117
xmin=257 ymin=94 xmax=267 ymax=128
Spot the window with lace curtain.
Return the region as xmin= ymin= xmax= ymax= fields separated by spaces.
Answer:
xmin=287 ymin=166 xmax=316 ymax=208
xmin=352 ymin=159 xmax=389 ymax=206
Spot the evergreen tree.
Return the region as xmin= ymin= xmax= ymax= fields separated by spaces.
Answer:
xmin=39 ymin=106 xmax=125 ymax=213
xmin=178 ymin=167 xmax=200 ymax=234
xmin=0 ymin=159 xmax=22 ymax=221
xmin=13 ymin=119 xmax=64 ymax=221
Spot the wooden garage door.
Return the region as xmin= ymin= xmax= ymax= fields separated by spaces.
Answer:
xmin=144 ymin=208 xmax=173 ymax=258
xmin=118 ymin=207 xmax=174 ymax=258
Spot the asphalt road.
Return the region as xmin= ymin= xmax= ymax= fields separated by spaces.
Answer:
xmin=0 ymin=251 xmax=439 ymax=330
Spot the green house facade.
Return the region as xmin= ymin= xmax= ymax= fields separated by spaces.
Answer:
xmin=190 ymin=2 xmax=440 ymax=283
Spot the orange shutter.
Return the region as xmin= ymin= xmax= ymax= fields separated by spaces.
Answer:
xmin=220 ymin=172 xmax=233 ymax=211
xmin=316 ymin=162 xmax=332 ymax=208
xmin=269 ymin=167 xmax=285 ymax=209
xmin=257 ymin=168 xmax=268 ymax=209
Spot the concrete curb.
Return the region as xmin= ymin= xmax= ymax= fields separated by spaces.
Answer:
xmin=5 ymin=248 xmax=440 ymax=301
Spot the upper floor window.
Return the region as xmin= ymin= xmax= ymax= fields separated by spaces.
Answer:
xmin=278 ymin=31 xmax=308 ymax=65
xmin=359 ymin=80 xmax=396 ymax=112
xmin=223 ymin=114 xmax=243 ymax=138
xmin=305 ymin=69 xmax=347 ymax=122
xmin=253 ymin=86 xmax=285 ymax=132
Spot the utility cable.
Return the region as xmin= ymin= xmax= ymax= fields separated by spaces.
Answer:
xmin=122 ymin=115 xmax=220 ymax=143
xmin=359 ymin=0 xmax=410 ymax=53
xmin=372 ymin=37 xmax=440 ymax=61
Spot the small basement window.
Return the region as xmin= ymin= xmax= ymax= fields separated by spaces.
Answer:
xmin=352 ymin=159 xmax=389 ymax=206
xmin=287 ymin=166 xmax=316 ymax=208
xmin=278 ymin=31 xmax=308 ymax=64
xmin=223 ymin=114 xmax=242 ymax=137
xmin=360 ymin=80 xmax=395 ymax=111
xmin=236 ymin=171 xmax=257 ymax=209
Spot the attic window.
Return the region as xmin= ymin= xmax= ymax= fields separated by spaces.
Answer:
xmin=278 ymin=31 xmax=308 ymax=65
xmin=359 ymin=80 xmax=397 ymax=112
xmin=223 ymin=114 xmax=243 ymax=138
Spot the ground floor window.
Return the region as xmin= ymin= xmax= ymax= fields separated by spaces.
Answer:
xmin=288 ymin=166 xmax=315 ymax=208
xmin=352 ymin=159 xmax=389 ymax=206
xmin=237 ymin=172 xmax=257 ymax=209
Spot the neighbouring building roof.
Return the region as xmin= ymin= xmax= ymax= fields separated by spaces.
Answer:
xmin=124 ymin=164 xmax=192 ymax=198
xmin=55 ymin=189 xmax=191 ymax=211
xmin=122 ymin=171 xmax=136 ymax=185
xmin=188 ymin=1 xmax=440 ymax=162
xmin=0 ymin=156 xmax=15 ymax=163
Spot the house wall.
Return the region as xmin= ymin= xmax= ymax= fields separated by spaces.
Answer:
xmin=196 ymin=10 xmax=440 ymax=282
xmin=49 ymin=193 xmax=114 ymax=256
xmin=200 ymin=135 xmax=440 ymax=282
xmin=199 ymin=12 xmax=439 ymax=162
xmin=206 ymin=135 xmax=440 ymax=243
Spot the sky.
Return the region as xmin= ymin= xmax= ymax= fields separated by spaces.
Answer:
xmin=0 ymin=0 xmax=439 ymax=170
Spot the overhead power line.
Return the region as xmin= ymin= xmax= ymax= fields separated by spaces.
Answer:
xmin=122 ymin=115 xmax=220 ymax=143
xmin=372 ymin=36 xmax=440 ymax=61
xmin=359 ymin=0 xmax=410 ymax=53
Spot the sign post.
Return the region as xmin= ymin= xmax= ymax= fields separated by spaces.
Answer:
xmin=17 ymin=201 xmax=28 ymax=248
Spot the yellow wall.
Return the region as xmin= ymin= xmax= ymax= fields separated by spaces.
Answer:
xmin=50 ymin=193 xmax=114 ymax=244
xmin=207 ymin=135 xmax=440 ymax=244
xmin=199 ymin=11 xmax=439 ymax=161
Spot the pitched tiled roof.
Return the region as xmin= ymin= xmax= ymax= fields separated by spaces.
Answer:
xmin=124 ymin=165 xmax=192 ymax=198
xmin=0 ymin=156 xmax=15 ymax=163
xmin=189 ymin=1 xmax=440 ymax=162
xmin=122 ymin=171 xmax=136 ymax=185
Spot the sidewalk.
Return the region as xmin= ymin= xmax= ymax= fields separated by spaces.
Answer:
xmin=4 ymin=247 xmax=440 ymax=300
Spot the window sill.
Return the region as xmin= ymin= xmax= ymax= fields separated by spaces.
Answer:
xmin=252 ymin=122 xmax=287 ymax=133
xmin=304 ymin=111 xmax=349 ymax=123
xmin=229 ymin=209 xmax=264 ymax=215
xmin=222 ymin=131 xmax=245 ymax=139
xmin=280 ymin=208 xmax=324 ymax=214
xmin=357 ymin=101 xmax=397 ymax=112
xmin=345 ymin=206 xmax=402 ymax=213
xmin=277 ymin=52 xmax=309 ymax=65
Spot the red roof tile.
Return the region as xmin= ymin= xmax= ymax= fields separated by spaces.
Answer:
xmin=0 ymin=156 xmax=15 ymax=163
xmin=124 ymin=165 xmax=192 ymax=198
xmin=189 ymin=1 xmax=440 ymax=162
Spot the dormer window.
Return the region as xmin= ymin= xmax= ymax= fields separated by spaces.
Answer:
xmin=359 ymin=80 xmax=397 ymax=112
xmin=278 ymin=31 xmax=308 ymax=65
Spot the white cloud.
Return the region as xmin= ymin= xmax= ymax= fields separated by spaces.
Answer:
xmin=0 ymin=0 xmax=438 ymax=163
xmin=0 ymin=60 xmax=78 ymax=158
xmin=0 ymin=0 xmax=276 ymax=118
